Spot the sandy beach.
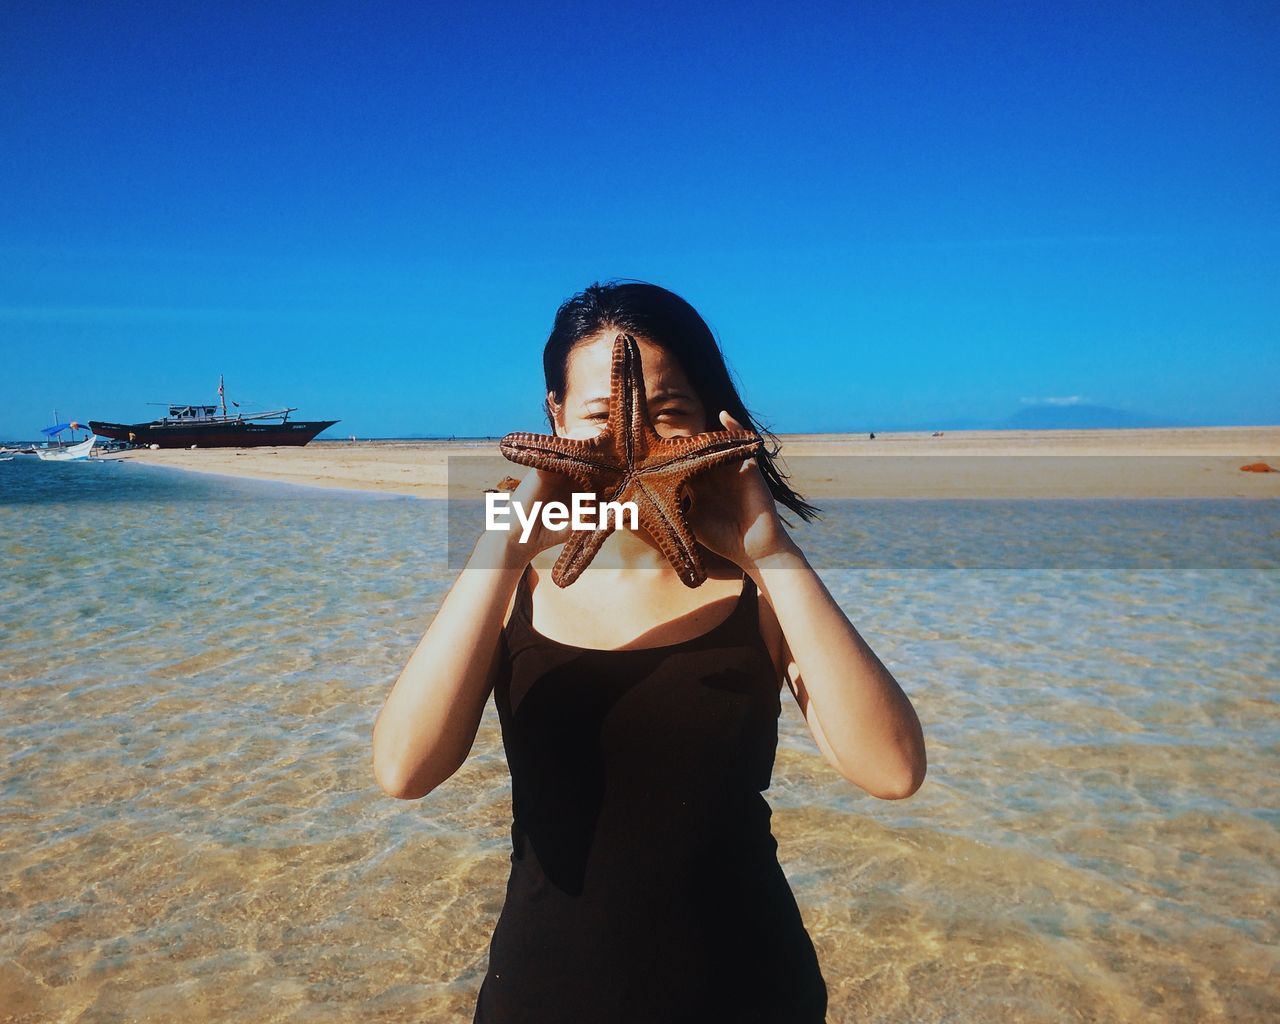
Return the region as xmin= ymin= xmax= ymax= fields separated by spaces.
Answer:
xmin=94 ymin=426 xmax=1280 ymax=499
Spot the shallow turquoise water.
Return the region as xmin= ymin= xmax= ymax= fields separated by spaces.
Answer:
xmin=1 ymin=456 xmax=1277 ymax=1022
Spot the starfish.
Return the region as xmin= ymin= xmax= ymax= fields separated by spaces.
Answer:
xmin=499 ymin=332 xmax=763 ymax=588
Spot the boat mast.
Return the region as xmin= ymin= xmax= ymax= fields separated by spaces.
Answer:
xmin=218 ymin=374 xmax=227 ymax=418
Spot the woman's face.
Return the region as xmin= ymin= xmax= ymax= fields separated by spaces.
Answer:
xmin=550 ymin=331 xmax=710 ymax=440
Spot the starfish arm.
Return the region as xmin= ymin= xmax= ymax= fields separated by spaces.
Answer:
xmin=639 ymin=431 xmax=763 ymax=478
xmin=499 ymin=432 xmax=620 ymax=490
xmin=632 ymin=479 xmax=708 ymax=588
xmin=614 ymin=333 xmax=653 ymax=466
xmin=551 ymin=520 xmax=618 ymax=587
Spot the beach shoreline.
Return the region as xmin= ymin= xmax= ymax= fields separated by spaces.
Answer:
xmin=92 ymin=426 xmax=1280 ymax=500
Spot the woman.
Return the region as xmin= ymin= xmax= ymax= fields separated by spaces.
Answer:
xmin=372 ymin=281 xmax=927 ymax=1023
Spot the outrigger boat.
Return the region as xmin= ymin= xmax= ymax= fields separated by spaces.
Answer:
xmin=28 ymin=416 xmax=98 ymax=461
xmin=34 ymin=435 xmax=97 ymax=461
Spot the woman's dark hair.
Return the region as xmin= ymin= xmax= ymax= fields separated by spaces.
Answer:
xmin=542 ymin=279 xmax=821 ymax=522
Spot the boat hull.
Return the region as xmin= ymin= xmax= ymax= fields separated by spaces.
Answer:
xmin=87 ymin=419 xmax=339 ymax=448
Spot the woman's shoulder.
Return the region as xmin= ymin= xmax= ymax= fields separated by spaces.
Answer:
xmin=498 ymin=553 xmax=547 ymax=631
xmin=529 ymin=548 xmax=559 ymax=577
xmin=525 ymin=548 xmax=559 ymax=594
xmin=504 ymin=550 xmax=556 ymax=628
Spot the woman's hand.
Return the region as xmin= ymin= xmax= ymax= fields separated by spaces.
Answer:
xmin=486 ymin=464 xmax=580 ymax=566
xmin=686 ymin=411 xmax=799 ymax=570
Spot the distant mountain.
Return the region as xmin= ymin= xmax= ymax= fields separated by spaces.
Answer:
xmin=851 ymin=403 xmax=1187 ymax=433
xmin=998 ymin=403 xmax=1185 ymax=430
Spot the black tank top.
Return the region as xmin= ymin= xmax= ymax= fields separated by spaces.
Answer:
xmin=473 ymin=566 xmax=829 ymax=1024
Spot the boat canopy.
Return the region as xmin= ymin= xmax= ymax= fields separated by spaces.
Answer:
xmin=168 ymin=405 xmax=220 ymax=420
xmin=41 ymin=422 xmax=73 ymax=436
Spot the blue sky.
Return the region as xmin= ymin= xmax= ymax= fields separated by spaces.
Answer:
xmin=1 ymin=1 xmax=1276 ymax=439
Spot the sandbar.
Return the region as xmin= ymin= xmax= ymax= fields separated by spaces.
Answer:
xmin=94 ymin=426 xmax=1280 ymax=500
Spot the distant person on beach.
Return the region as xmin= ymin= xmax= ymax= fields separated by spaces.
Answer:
xmin=373 ymin=280 xmax=926 ymax=1023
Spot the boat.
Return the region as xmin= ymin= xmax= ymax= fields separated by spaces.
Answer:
xmin=26 ymin=416 xmax=98 ymax=460
xmin=34 ymin=435 xmax=97 ymax=461
xmin=88 ymin=375 xmax=339 ymax=449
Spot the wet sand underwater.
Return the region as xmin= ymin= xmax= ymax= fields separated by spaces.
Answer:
xmin=1 ymin=443 xmax=1278 ymax=1022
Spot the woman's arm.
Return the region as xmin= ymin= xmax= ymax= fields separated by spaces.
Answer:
xmin=371 ymin=470 xmax=564 ymax=800
xmin=692 ymin=414 xmax=927 ymax=801
xmin=752 ymin=542 xmax=926 ymax=800
xmin=371 ymin=530 xmax=525 ymax=800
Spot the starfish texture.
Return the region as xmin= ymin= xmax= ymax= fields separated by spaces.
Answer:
xmin=499 ymin=332 xmax=763 ymax=588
